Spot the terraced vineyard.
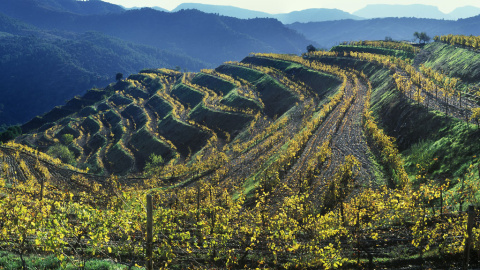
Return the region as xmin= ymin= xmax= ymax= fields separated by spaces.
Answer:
xmin=2 ymin=41 xmax=479 ymax=188
xmin=2 ymin=39 xmax=480 ymax=269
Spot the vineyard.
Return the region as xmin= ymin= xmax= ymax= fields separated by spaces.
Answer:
xmin=2 ymin=38 xmax=480 ymax=269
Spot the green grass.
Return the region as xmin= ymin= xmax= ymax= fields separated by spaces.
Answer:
xmin=423 ymin=42 xmax=480 ymax=83
xmin=121 ymin=104 xmax=148 ymax=129
xmin=331 ymin=45 xmax=415 ymax=59
xmin=170 ymin=83 xmax=205 ymax=109
xmin=105 ymin=141 xmax=135 ymax=175
xmin=63 ymin=96 xmax=96 ymax=112
xmin=214 ymin=62 xmax=299 ymax=117
xmin=362 ymin=59 xmax=480 ymax=180
xmin=110 ymin=122 xmax=125 ymax=141
xmin=241 ymin=56 xmax=342 ymax=98
xmin=83 ymin=88 xmax=109 ymax=101
xmin=41 ymin=106 xmax=75 ymax=124
xmin=103 ymin=110 xmax=122 ymax=127
xmin=78 ymin=106 xmax=98 ymax=117
xmin=85 ymin=133 xmax=107 ymax=157
xmin=125 ymin=87 xmax=149 ymax=100
xmin=157 ymin=115 xmax=211 ymax=157
xmin=55 ymin=123 xmax=81 ymax=139
xmin=254 ymin=75 xmax=299 ymax=118
xmin=189 ymin=103 xmax=254 ymax=138
xmin=215 ymin=64 xmax=265 ymax=83
xmin=81 ymin=116 xmax=101 ymax=134
xmin=221 ymin=90 xmax=263 ymax=111
xmin=145 ymin=94 xmax=173 ymax=120
xmin=191 ymin=73 xmax=236 ymax=95
xmin=86 ymin=151 xmax=104 ymax=175
xmin=108 ymin=94 xmax=133 ymax=107
xmin=130 ymin=126 xmax=176 ymax=169
xmin=0 ymin=251 xmax=142 ymax=270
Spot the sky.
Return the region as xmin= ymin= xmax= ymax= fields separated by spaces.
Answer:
xmin=102 ymin=0 xmax=480 ymax=14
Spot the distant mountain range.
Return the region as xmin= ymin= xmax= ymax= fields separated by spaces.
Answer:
xmin=289 ymin=16 xmax=480 ymax=48
xmin=169 ymin=3 xmax=480 ymax=22
xmin=172 ymin=3 xmax=361 ymax=23
xmin=353 ymin=4 xmax=480 ymax=20
xmin=0 ymin=12 xmax=206 ymax=126
xmin=0 ymin=0 xmax=312 ymax=126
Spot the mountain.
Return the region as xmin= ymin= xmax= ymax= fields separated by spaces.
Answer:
xmin=0 ymin=13 xmax=206 ymax=126
xmin=288 ymin=16 xmax=480 ymax=48
xmin=151 ymin=6 xmax=169 ymax=12
xmin=274 ymin=8 xmax=362 ymax=24
xmin=0 ymin=0 xmax=314 ymax=126
xmin=171 ymin=3 xmax=361 ymax=23
xmin=0 ymin=3 xmax=312 ymax=66
xmin=2 ymin=0 xmax=124 ymax=16
xmin=449 ymin=6 xmax=480 ymax=20
xmin=172 ymin=3 xmax=271 ymax=19
xmin=353 ymin=4 xmax=450 ymax=20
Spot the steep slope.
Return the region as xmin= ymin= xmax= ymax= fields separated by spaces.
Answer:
xmin=15 ymin=56 xmax=345 ymax=180
xmin=0 ymin=26 xmax=206 ymax=126
xmin=3 ymin=40 xmax=480 ymax=270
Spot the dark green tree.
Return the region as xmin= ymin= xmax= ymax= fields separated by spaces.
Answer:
xmin=116 ymin=72 xmax=123 ymax=81
xmin=306 ymin=44 xmax=316 ymax=53
xmin=0 ymin=126 xmax=21 ymax=143
xmin=47 ymin=144 xmax=76 ymax=165
xmin=414 ymin=32 xmax=430 ymax=44
xmin=61 ymin=134 xmax=74 ymax=145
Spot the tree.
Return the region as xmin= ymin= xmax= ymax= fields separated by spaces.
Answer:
xmin=0 ymin=126 xmax=21 ymax=143
xmin=306 ymin=44 xmax=316 ymax=53
xmin=470 ymin=108 xmax=480 ymax=128
xmin=420 ymin=32 xmax=431 ymax=43
xmin=116 ymin=72 xmax=123 ymax=81
xmin=47 ymin=144 xmax=76 ymax=165
xmin=144 ymin=153 xmax=164 ymax=174
xmin=61 ymin=134 xmax=74 ymax=145
xmin=414 ymin=32 xmax=431 ymax=44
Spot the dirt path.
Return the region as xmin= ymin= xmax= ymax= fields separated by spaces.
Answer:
xmin=285 ymin=75 xmax=377 ymax=188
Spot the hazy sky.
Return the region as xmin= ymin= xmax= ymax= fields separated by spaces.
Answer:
xmin=102 ymin=0 xmax=480 ymax=13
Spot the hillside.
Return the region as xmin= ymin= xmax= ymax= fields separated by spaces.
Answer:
xmin=288 ymin=16 xmax=480 ymax=48
xmin=0 ymin=2 xmax=313 ymax=66
xmin=0 ymin=2 xmax=315 ymax=127
xmin=2 ymin=40 xmax=480 ymax=268
xmin=0 ymin=14 xmax=206 ymax=126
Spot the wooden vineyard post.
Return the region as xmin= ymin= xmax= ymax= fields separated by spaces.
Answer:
xmin=463 ymin=205 xmax=475 ymax=270
xmin=146 ymin=194 xmax=153 ymax=270
xmin=40 ymin=177 xmax=44 ymax=201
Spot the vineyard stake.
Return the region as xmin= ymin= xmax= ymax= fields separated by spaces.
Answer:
xmin=146 ymin=194 xmax=153 ymax=270
xmin=40 ymin=177 xmax=44 ymax=201
xmin=463 ymin=205 xmax=475 ymax=270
